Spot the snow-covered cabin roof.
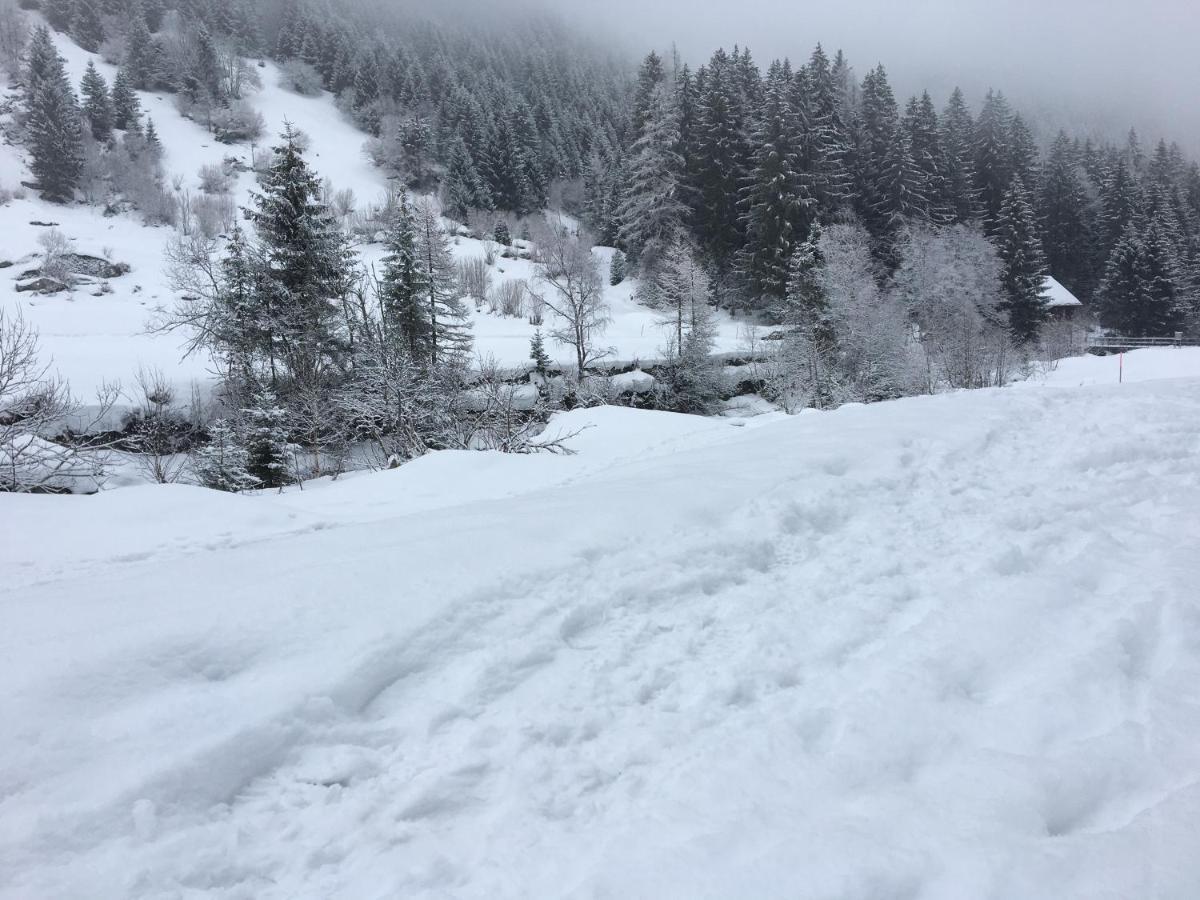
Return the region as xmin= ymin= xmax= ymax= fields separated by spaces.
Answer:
xmin=1043 ymin=276 xmax=1083 ymax=308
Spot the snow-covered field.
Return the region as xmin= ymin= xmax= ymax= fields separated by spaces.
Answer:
xmin=0 ymin=28 xmax=747 ymax=408
xmin=1022 ymin=346 xmax=1200 ymax=388
xmin=4 ymin=362 xmax=1200 ymax=898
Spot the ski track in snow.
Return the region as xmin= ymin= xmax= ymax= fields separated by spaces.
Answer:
xmin=3 ymin=381 xmax=1200 ymax=898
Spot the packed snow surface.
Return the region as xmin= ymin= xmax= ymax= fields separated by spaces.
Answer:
xmin=4 ymin=375 xmax=1200 ymax=899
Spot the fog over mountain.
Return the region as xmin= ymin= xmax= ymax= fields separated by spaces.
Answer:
xmin=556 ymin=0 xmax=1200 ymax=152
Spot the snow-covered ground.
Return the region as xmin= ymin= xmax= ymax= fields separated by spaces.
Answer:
xmin=4 ymin=366 xmax=1200 ymax=898
xmin=0 ymin=28 xmax=748 ymax=408
xmin=1021 ymin=346 xmax=1200 ymax=388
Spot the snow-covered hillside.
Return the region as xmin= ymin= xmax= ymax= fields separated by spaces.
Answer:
xmin=4 ymin=371 xmax=1200 ymax=899
xmin=0 ymin=28 xmax=747 ymax=406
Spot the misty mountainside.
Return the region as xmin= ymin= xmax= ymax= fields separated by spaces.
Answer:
xmin=3 ymin=2 xmax=1200 ymax=898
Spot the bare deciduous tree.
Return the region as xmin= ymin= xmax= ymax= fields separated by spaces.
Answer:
xmin=533 ymin=227 xmax=611 ymax=377
xmin=1 ymin=310 xmax=118 ymax=492
xmin=127 ymin=367 xmax=190 ymax=484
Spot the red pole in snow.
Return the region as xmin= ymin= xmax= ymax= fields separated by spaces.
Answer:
xmin=1119 ymin=352 xmax=1124 ymax=384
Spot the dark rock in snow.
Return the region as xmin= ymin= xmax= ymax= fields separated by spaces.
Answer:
xmin=16 ymin=276 xmax=68 ymax=294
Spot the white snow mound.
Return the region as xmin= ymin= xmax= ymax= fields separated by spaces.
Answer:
xmin=3 ymin=379 xmax=1200 ymax=898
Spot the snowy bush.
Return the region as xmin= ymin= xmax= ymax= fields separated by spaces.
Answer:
xmin=280 ymin=60 xmax=323 ymax=96
xmin=526 ymin=290 xmax=545 ymax=326
xmin=0 ymin=310 xmax=117 ymax=493
xmin=320 ymin=180 xmax=356 ymax=220
xmin=122 ymin=368 xmax=192 ymax=484
xmin=198 ymin=163 xmax=233 ymax=195
xmin=457 ymin=257 xmax=491 ymax=311
xmin=37 ymin=229 xmax=71 ymax=284
xmin=251 ymin=146 xmax=273 ymax=174
xmin=192 ymin=193 xmax=236 ymax=239
xmin=191 ymin=420 xmax=258 ymax=492
xmin=494 ymin=279 xmax=528 ymax=318
xmin=137 ymin=185 xmax=179 ymax=227
xmin=892 ymin=225 xmax=1015 ymax=391
xmin=209 ymin=102 xmax=265 ymax=144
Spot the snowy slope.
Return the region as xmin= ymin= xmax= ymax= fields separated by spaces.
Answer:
xmin=3 ymin=377 xmax=1200 ymax=899
xmin=1 ymin=29 xmax=748 ymax=406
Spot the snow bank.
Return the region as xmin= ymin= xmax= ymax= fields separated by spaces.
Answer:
xmin=1022 ymin=346 xmax=1200 ymax=388
xmin=3 ymin=380 xmax=1200 ymax=898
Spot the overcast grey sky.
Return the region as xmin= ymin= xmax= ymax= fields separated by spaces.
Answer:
xmin=565 ymin=0 xmax=1200 ymax=153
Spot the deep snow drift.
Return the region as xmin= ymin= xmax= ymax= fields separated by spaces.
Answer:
xmin=3 ymin=372 xmax=1200 ymax=899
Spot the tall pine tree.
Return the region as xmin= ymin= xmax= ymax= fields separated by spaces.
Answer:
xmin=80 ymin=62 xmax=113 ymax=143
xmin=244 ymin=125 xmax=357 ymax=386
xmin=994 ymin=177 xmax=1048 ymax=343
xmin=25 ymin=28 xmax=84 ymax=203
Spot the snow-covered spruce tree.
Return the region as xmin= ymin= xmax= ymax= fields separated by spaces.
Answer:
xmin=772 ymin=222 xmax=840 ymax=409
xmin=529 ymin=329 xmax=551 ymax=377
xmin=23 ymin=24 xmax=58 ymax=101
xmin=1097 ymin=219 xmax=1185 ymax=337
xmin=858 ymin=65 xmax=933 ymax=266
xmin=489 ymin=103 xmax=545 ymax=215
xmin=939 ymin=87 xmax=981 ymax=224
xmin=123 ymin=12 xmax=158 ymax=90
xmin=111 ymin=68 xmax=141 ymax=131
xmin=80 ymin=61 xmax=113 ymax=143
xmin=691 ymin=47 xmax=752 ymax=296
xmin=856 ymin=64 xmax=901 ymax=224
xmin=1008 ymin=115 xmax=1040 ymax=194
xmin=974 ymin=90 xmax=1016 ymax=232
xmin=70 ymin=0 xmax=104 ymax=53
xmin=209 ymin=223 xmax=263 ymax=388
xmin=241 ymin=389 xmax=295 ymax=489
xmin=141 ymin=0 xmax=165 ymax=32
xmin=191 ymin=420 xmax=259 ymax=492
xmin=178 ymin=23 xmax=222 ymax=103
xmin=993 ymin=177 xmax=1049 ymax=344
xmin=617 ymin=82 xmax=688 ymax=277
xmin=609 ymin=249 xmax=626 ymax=286
xmin=43 ymin=0 xmax=74 ymax=32
xmin=583 ymin=150 xmax=625 ymax=248
xmin=631 ymin=50 xmax=666 ymax=137
xmin=798 ymin=44 xmax=853 ymax=218
xmin=442 ymin=137 xmax=492 ymax=225
xmin=871 ymin=128 xmax=931 ymax=267
xmin=144 ymin=117 xmax=161 ymax=152
xmin=655 ymin=237 xmax=720 ymax=413
xmin=412 ymin=197 xmax=472 ymax=367
xmin=493 ymin=218 xmax=511 ymax=247
xmin=377 ymin=194 xmax=429 ymax=362
xmin=738 ymin=60 xmax=814 ymax=311
xmin=1040 ymin=131 xmax=1098 ymax=302
xmin=902 ymin=92 xmax=948 ymax=223
xmin=244 ymin=125 xmax=357 ymax=388
xmin=24 ymin=27 xmax=83 ymax=203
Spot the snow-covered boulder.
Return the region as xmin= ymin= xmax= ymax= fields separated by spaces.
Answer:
xmin=610 ymin=369 xmax=656 ymax=396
